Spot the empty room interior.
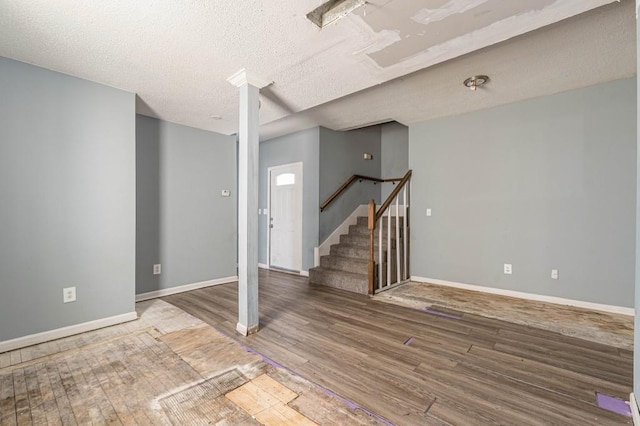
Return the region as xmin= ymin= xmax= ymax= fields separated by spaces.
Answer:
xmin=2 ymin=0 xmax=640 ymax=424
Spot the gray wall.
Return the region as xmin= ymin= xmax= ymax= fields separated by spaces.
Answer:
xmin=136 ymin=116 xmax=237 ymax=294
xmin=381 ymin=122 xmax=409 ymax=200
xmin=409 ymin=78 xmax=636 ymax=307
xmin=259 ymin=128 xmax=320 ymax=271
xmin=319 ymin=126 xmax=382 ymax=243
xmin=0 ymin=57 xmax=136 ymax=341
xmin=634 ymin=5 xmax=640 ymax=400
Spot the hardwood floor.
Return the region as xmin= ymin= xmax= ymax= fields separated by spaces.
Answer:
xmin=164 ymin=269 xmax=633 ymax=425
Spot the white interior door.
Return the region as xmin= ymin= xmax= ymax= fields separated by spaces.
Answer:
xmin=269 ymin=162 xmax=303 ymax=271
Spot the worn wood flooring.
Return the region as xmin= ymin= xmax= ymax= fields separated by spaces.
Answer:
xmin=374 ymin=281 xmax=634 ymax=350
xmin=165 ymin=269 xmax=634 ymax=425
xmin=0 ymin=299 xmax=381 ymax=425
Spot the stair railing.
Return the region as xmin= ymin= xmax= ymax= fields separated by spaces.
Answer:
xmin=320 ymin=175 xmax=402 ymax=212
xmin=368 ymin=170 xmax=412 ymax=294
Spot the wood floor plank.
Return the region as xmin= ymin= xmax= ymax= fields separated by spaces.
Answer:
xmin=0 ymin=371 xmax=17 ymax=426
xmin=493 ymin=343 xmax=632 ymax=387
xmin=12 ymin=368 xmax=32 ymax=425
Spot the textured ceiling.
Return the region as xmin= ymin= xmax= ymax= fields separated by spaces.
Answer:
xmin=261 ymin=0 xmax=636 ymax=140
xmin=0 ymin=0 xmax=620 ymax=137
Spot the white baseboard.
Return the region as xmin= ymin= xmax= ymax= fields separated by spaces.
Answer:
xmin=236 ymin=322 xmax=259 ymax=336
xmin=318 ymin=204 xmax=368 ymax=260
xmin=0 ymin=311 xmax=138 ymax=354
xmin=410 ymin=276 xmax=634 ymax=316
xmin=314 ymin=247 xmax=320 ymax=268
xmin=631 ymin=393 xmax=640 ymax=425
xmin=259 ymin=264 xmax=308 ymax=277
xmin=135 ymin=276 xmax=238 ymax=302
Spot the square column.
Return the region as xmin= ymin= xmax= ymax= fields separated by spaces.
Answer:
xmin=227 ymin=69 xmax=271 ymax=336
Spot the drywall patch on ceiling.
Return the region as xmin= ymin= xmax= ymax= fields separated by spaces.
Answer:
xmin=361 ymin=0 xmax=555 ymax=68
xmin=351 ymin=27 xmax=402 ymax=57
xmin=411 ymin=0 xmax=489 ymax=25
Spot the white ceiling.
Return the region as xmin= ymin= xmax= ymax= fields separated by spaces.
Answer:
xmin=0 ymin=0 xmax=629 ymax=138
xmin=262 ymin=0 xmax=637 ymax=140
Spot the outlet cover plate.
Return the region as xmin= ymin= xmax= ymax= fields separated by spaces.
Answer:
xmin=153 ymin=264 xmax=162 ymax=275
xmin=504 ymin=264 xmax=512 ymax=275
xmin=63 ymin=287 xmax=76 ymax=303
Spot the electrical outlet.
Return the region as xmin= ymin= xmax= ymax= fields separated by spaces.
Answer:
xmin=551 ymin=269 xmax=559 ymax=280
xmin=63 ymin=287 xmax=76 ymax=303
xmin=221 ymin=189 xmax=230 ymax=197
xmin=153 ymin=264 xmax=162 ymax=275
xmin=426 ymin=208 xmax=432 ymax=217
xmin=504 ymin=264 xmax=512 ymax=275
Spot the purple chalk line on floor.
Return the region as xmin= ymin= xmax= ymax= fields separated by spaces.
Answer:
xmin=423 ymin=306 xmax=462 ymax=320
xmin=213 ymin=325 xmax=395 ymax=426
xmin=596 ymin=393 xmax=631 ymax=417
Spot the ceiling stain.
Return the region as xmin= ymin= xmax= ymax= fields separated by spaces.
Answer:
xmin=358 ymin=0 xmax=556 ymax=68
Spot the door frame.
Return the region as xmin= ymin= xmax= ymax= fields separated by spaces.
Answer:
xmin=267 ymin=161 xmax=304 ymax=271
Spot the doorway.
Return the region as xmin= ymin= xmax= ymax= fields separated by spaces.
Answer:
xmin=268 ymin=162 xmax=303 ymax=272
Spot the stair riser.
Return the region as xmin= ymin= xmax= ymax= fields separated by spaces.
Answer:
xmin=349 ymin=225 xmax=405 ymax=236
xmin=330 ymin=244 xmax=393 ymax=261
xmin=309 ymin=269 xmax=368 ymax=295
xmin=320 ymin=256 xmax=368 ymax=274
xmin=356 ymin=216 xmax=405 ymax=226
xmin=339 ymin=234 xmax=395 ymax=248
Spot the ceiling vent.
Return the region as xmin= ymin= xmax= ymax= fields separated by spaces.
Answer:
xmin=307 ymin=0 xmax=366 ymax=28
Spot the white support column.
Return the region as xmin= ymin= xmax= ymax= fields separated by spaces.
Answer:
xmin=227 ymin=69 xmax=271 ymax=336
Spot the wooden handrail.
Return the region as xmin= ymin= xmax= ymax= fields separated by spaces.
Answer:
xmin=320 ymin=174 xmax=401 ymax=212
xmin=374 ymin=170 xmax=412 ymax=222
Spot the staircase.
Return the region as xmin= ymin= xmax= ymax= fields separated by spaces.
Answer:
xmin=309 ymin=216 xmax=402 ymax=294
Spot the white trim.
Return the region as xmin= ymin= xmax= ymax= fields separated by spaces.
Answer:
xmin=410 ymin=276 xmax=635 ymax=316
xmin=236 ymin=322 xmax=259 ymax=336
xmin=236 ymin=322 xmax=249 ymax=336
xmin=314 ymin=247 xmax=320 ymax=268
xmin=0 ymin=312 xmax=138 ymax=353
xmin=226 ymin=68 xmax=272 ymax=89
xmin=258 ymin=263 xmax=308 ymax=277
xmin=135 ymin=276 xmax=238 ymax=302
xmin=317 ymin=204 xmax=368 ymax=261
xmin=630 ymin=393 xmax=640 ymax=425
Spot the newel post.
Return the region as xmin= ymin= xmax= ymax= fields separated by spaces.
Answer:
xmin=367 ymin=199 xmax=376 ymax=295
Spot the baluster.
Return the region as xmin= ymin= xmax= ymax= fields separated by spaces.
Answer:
xmin=387 ymin=205 xmax=391 ymax=288
xmin=396 ymin=195 xmax=400 ymax=284
xmin=403 ymin=185 xmax=408 ymax=280
xmin=378 ymin=216 xmax=382 ymax=290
